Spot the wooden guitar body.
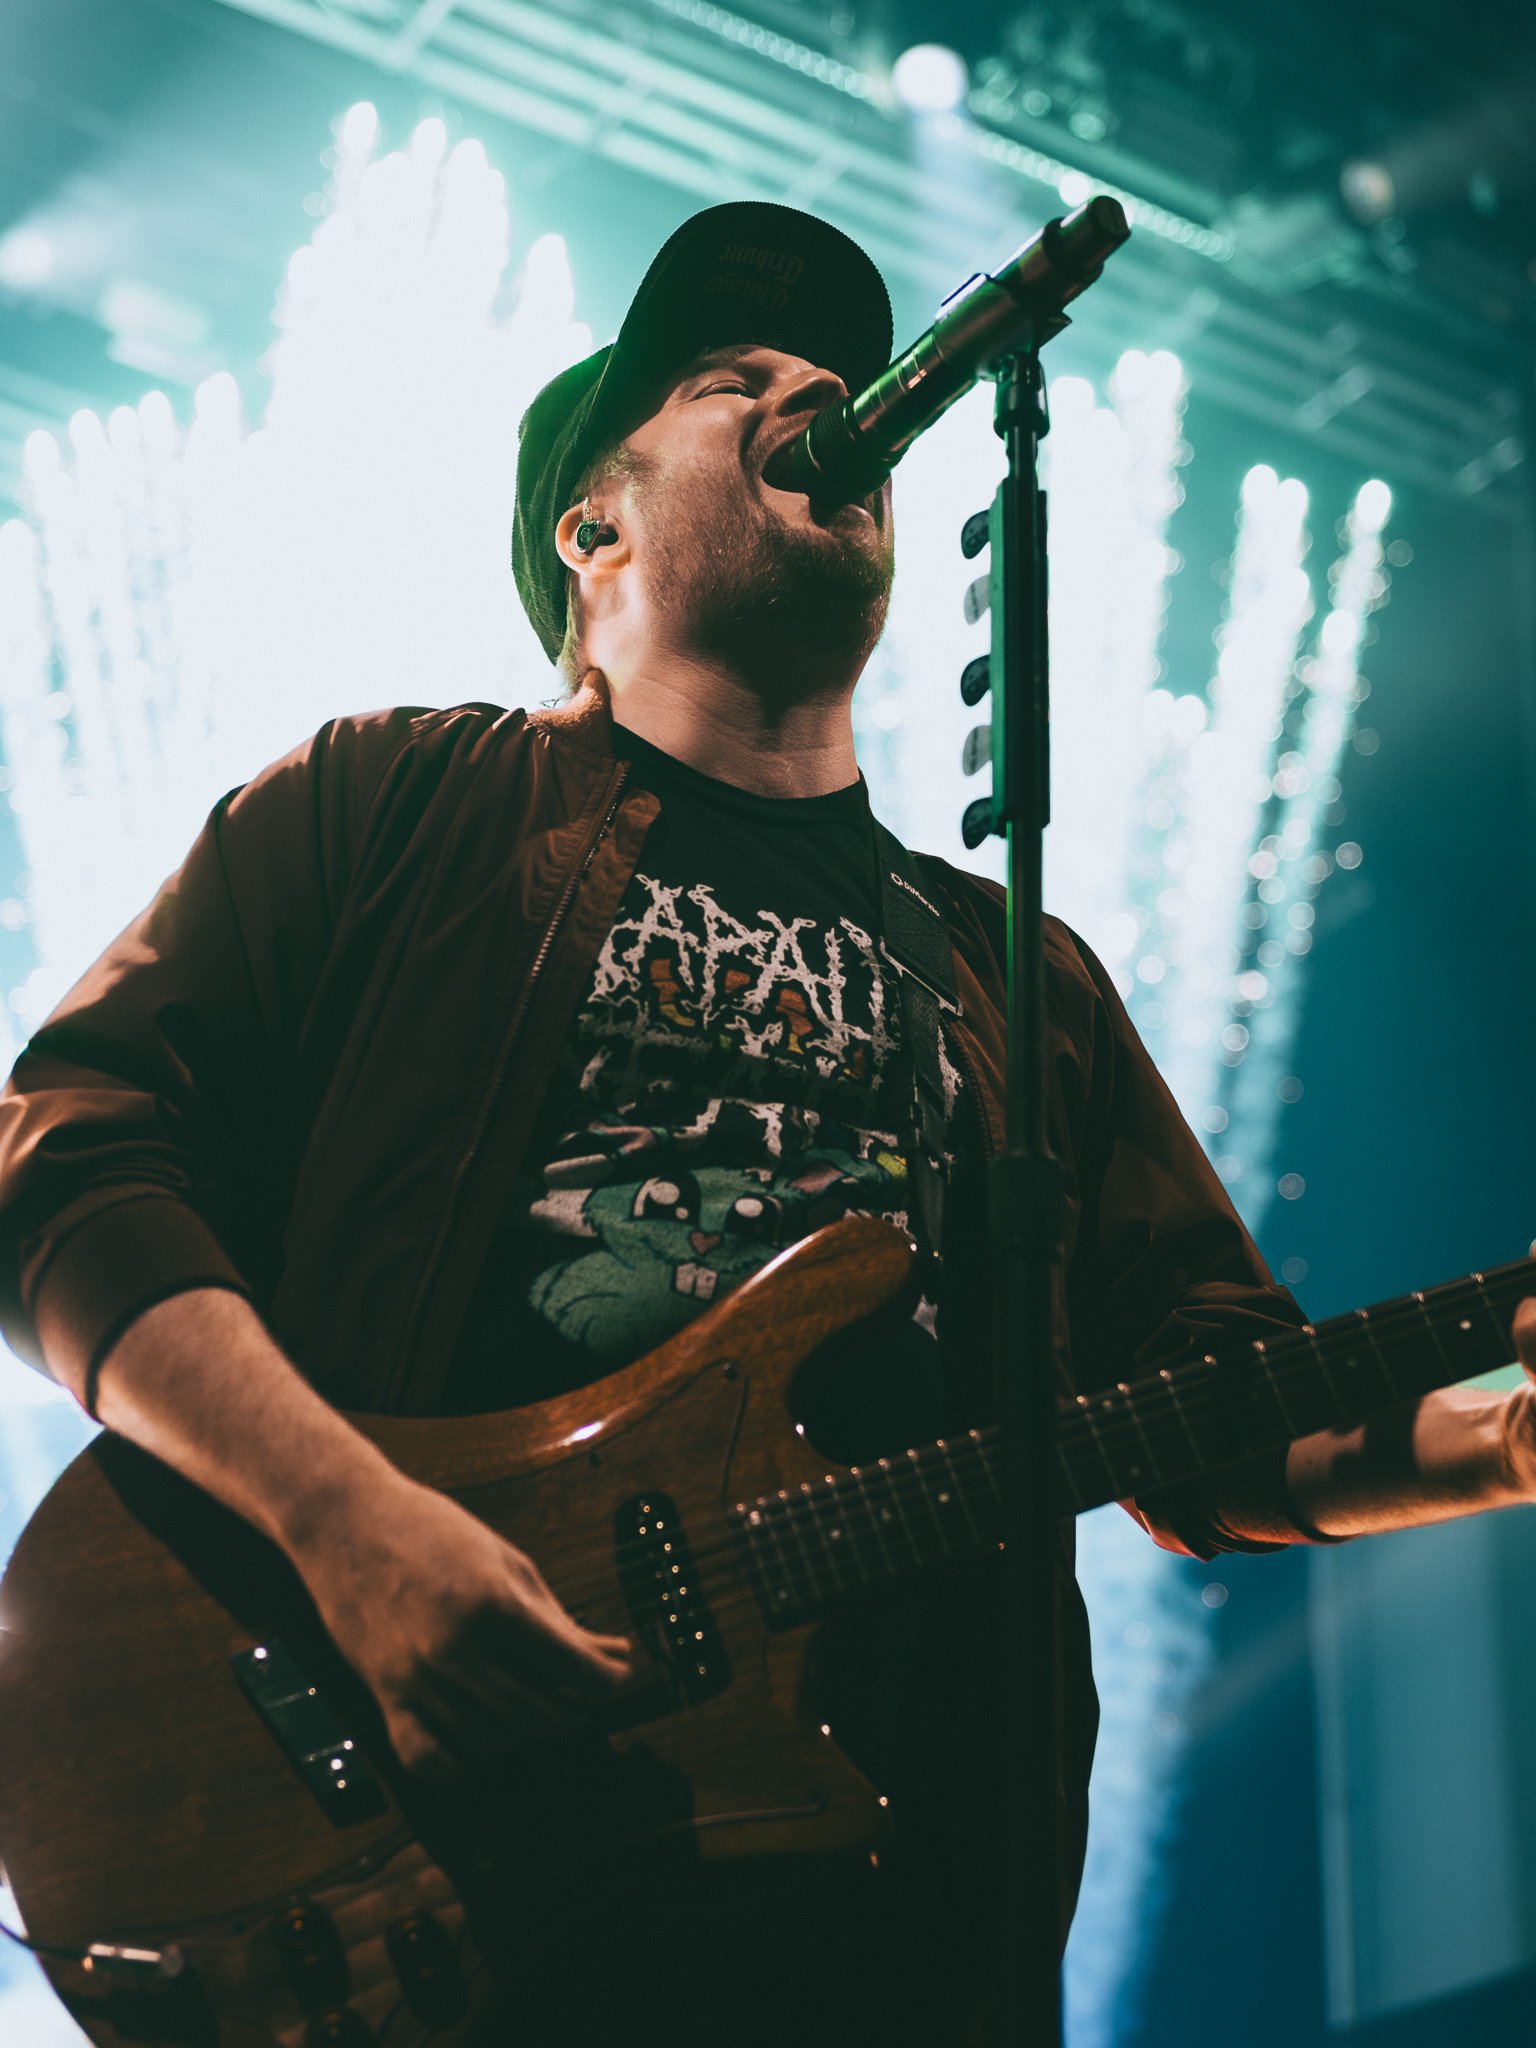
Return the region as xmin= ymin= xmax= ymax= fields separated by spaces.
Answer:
xmin=9 ymin=1200 xmax=1526 ymax=2044
xmin=0 ymin=1216 xmax=916 ymax=2046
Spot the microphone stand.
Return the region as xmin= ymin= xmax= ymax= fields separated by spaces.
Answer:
xmin=791 ymin=195 xmax=1128 ymax=2042
xmin=961 ymin=337 xmax=1065 ymax=2044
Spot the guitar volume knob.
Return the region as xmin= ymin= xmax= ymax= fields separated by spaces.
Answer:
xmin=274 ymin=1901 xmax=350 ymax=2013
xmin=386 ymin=1911 xmax=469 ymax=2025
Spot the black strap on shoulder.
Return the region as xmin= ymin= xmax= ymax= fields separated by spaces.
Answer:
xmin=872 ymin=820 xmax=961 ymax=1281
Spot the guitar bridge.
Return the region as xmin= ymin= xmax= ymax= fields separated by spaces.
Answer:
xmin=614 ymin=1493 xmax=729 ymax=1705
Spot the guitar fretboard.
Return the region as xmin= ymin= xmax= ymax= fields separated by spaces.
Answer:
xmin=733 ymin=1256 xmax=1534 ymax=1621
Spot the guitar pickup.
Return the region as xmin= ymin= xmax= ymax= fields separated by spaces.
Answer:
xmin=232 ymin=1641 xmax=388 ymax=1827
xmin=614 ymin=1493 xmax=729 ymax=1705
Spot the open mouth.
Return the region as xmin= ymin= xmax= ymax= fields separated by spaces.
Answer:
xmin=759 ymin=443 xmax=804 ymax=496
xmin=759 ymin=442 xmax=875 ymax=522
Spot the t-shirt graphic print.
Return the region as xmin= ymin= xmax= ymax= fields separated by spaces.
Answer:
xmin=522 ymin=866 xmax=910 ymax=1362
xmin=452 ymin=728 xmax=940 ymax=1409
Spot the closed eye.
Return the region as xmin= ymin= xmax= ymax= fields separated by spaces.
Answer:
xmin=695 ymin=381 xmax=752 ymax=399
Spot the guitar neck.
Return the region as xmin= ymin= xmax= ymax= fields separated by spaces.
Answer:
xmin=734 ymin=1255 xmax=1533 ymax=1623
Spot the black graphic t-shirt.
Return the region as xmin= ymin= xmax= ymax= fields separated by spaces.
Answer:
xmin=452 ymin=727 xmax=949 ymax=1411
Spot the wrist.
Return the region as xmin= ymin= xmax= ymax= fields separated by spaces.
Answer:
xmin=1498 ymin=1383 xmax=1536 ymax=1505
xmin=267 ymin=1431 xmax=414 ymax=1565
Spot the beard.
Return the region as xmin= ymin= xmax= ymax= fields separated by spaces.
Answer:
xmin=638 ymin=459 xmax=893 ymax=687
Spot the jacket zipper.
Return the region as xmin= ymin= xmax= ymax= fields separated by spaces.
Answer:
xmin=386 ymin=761 xmax=631 ymax=1408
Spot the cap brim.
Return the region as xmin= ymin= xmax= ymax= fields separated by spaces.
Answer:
xmin=584 ymin=200 xmax=893 ymax=457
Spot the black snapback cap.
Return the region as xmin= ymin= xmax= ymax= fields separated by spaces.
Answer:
xmin=512 ymin=201 xmax=893 ymax=663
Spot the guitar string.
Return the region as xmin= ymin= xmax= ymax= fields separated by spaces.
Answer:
xmin=382 ymin=1251 xmax=1533 ymax=1686
xmin=550 ymin=1261 xmax=1529 ymax=1592
xmin=530 ymin=1265 xmax=1533 ymax=1620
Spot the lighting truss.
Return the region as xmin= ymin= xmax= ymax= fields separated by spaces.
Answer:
xmin=201 ymin=0 xmax=1528 ymax=513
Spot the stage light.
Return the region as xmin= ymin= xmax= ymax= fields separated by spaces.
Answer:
xmin=892 ymin=43 xmax=968 ymax=113
xmin=1340 ymin=160 xmax=1396 ymax=225
xmin=0 ymin=112 xmax=591 ymax=1031
xmin=338 ymin=100 xmax=379 ymax=159
xmin=1355 ymin=478 xmax=1392 ymax=533
xmin=0 ymin=226 xmax=53 ymax=291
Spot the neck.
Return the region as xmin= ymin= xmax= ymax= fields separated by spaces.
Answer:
xmin=597 ymin=647 xmax=861 ymax=799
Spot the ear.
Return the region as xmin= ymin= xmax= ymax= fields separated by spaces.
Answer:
xmin=555 ymin=502 xmax=630 ymax=581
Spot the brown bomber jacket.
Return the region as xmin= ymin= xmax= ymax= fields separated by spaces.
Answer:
xmin=0 ymin=690 xmax=1308 ymax=1558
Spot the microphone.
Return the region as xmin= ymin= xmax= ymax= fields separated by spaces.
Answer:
xmin=787 ymin=196 xmax=1130 ymax=504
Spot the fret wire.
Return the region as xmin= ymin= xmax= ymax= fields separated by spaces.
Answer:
xmin=1408 ymin=1287 xmax=1457 ymax=1399
xmin=907 ymin=1446 xmax=959 ymax=1562
xmin=798 ymin=1477 xmax=858 ymax=1599
xmin=741 ymin=1497 xmax=799 ymax=1618
xmin=1248 ymin=1341 xmax=1300 ymax=1440
xmin=1135 ymin=1392 xmax=1198 ymax=1493
xmin=849 ymin=1463 xmax=899 ymax=1577
xmin=1160 ymin=1365 xmax=1206 ymax=1479
xmin=1299 ymin=1324 xmax=1350 ymax=1428
xmin=969 ymin=1428 xmax=1002 ymax=1514
xmin=1351 ymin=1304 xmax=1404 ymax=1410
xmin=823 ymin=1473 xmax=882 ymax=1591
xmin=771 ymin=1488 xmax=822 ymax=1610
xmin=1071 ymin=1393 xmax=1120 ymax=1496
xmin=1469 ymin=1272 xmax=1515 ymax=1363
xmin=930 ymin=1440 xmax=984 ymax=1546
xmin=937 ymin=1437 xmax=987 ymax=1548
xmin=875 ymin=1456 xmax=926 ymax=1571
xmin=1113 ymin=1382 xmax=1165 ymax=1492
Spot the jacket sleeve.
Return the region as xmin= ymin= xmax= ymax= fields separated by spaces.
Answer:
xmin=1060 ymin=926 xmax=1318 ymax=1560
xmin=0 ymin=708 xmax=429 ymax=1401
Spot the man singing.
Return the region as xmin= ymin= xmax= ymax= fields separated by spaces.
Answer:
xmin=3 ymin=202 xmax=1535 ymax=2045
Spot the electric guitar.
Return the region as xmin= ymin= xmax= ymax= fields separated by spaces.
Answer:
xmin=0 ymin=1215 xmax=1530 ymax=2046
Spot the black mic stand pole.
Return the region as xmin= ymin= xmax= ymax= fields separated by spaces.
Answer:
xmin=961 ymin=335 xmax=1065 ymax=2044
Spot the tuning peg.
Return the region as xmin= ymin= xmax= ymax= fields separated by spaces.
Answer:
xmin=963 ymin=573 xmax=990 ymax=625
xmin=960 ymin=654 xmax=990 ymax=705
xmin=961 ymin=724 xmax=992 ymax=776
xmin=961 ymin=509 xmax=990 ymax=560
xmin=962 ymin=797 xmax=995 ymax=850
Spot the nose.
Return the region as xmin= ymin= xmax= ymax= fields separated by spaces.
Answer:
xmin=771 ymin=363 xmax=849 ymax=419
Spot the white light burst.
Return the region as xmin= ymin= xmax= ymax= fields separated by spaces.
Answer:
xmin=1155 ymin=464 xmax=1315 ymax=1118
xmin=1214 ymin=479 xmax=1391 ymax=1231
xmin=0 ymin=106 xmax=591 ymax=1030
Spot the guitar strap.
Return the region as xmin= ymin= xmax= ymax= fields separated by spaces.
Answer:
xmin=872 ymin=820 xmax=962 ymax=1288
